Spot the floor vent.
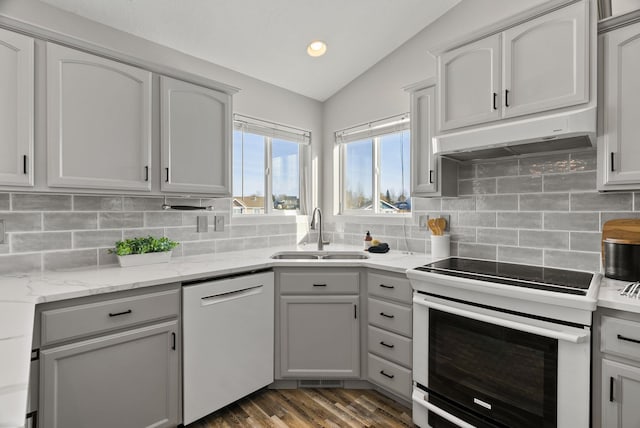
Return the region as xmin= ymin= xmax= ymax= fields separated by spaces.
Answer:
xmin=298 ymin=380 xmax=343 ymax=388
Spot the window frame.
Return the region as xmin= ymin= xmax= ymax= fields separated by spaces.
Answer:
xmin=233 ymin=114 xmax=310 ymax=216
xmin=336 ymin=114 xmax=411 ymax=216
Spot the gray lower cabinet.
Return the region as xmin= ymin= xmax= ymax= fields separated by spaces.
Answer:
xmin=40 ymin=321 xmax=179 ymax=428
xmin=594 ymin=308 xmax=640 ymax=428
xmin=280 ymin=295 xmax=360 ymax=378
xmin=35 ymin=284 xmax=180 ymax=428
xmin=366 ymin=270 xmax=412 ymax=400
xmin=277 ymin=269 xmax=360 ymax=379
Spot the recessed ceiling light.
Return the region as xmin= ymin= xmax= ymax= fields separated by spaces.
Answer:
xmin=307 ymin=40 xmax=327 ymax=57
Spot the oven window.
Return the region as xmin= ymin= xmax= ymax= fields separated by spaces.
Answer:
xmin=429 ymin=309 xmax=558 ymax=428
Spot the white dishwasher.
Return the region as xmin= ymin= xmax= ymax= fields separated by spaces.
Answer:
xmin=182 ymin=270 xmax=274 ymax=425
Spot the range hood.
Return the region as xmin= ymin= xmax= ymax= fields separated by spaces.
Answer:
xmin=433 ymin=106 xmax=596 ymax=162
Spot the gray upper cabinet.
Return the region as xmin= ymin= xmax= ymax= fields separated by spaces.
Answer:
xmin=438 ymin=35 xmax=501 ymax=131
xmin=437 ymin=0 xmax=590 ymax=132
xmin=502 ymin=0 xmax=589 ymax=119
xmin=0 ymin=28 xmax=34 ymax=187
xmin=46 ymin=43 xmax=152 ymax=191
xmin=598 ymin=20 xmax=640 ymax=189
xmin=160 ymin=76 xmax=232 ymax=195
xmin=409 ymin=83 xmax=457 ymax=197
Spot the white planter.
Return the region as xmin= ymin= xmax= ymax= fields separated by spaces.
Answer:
xmin=117 ymin=251 xmax=172 ymax=267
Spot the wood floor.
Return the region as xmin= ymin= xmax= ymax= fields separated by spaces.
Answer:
xmin=191 ymin=388 xmax=415 ymax=427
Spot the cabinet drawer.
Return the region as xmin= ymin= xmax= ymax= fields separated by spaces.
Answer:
xmin=368 ymin=297 xmax=412 ymax=337
xmin=41 ymin=288 xmax=179 ymax=347
xmin=367 ymin=353 xmax=412 ymax=400
xmin=368 ymin=325 xmax=412 ymax=368
xmin=279 ymin=271 xmax=359 ymax=295
xmin=601 ymin=316 xmax=640 ymax=361
xmin=367 ymin=272 xmax=412 ymax=304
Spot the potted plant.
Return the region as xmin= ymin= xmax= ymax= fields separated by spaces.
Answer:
xmin=109 ymin=236 xmax=179 ymax=267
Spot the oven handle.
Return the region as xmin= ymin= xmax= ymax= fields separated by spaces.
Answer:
xmin=413 ymin=297 xmax=589 ymax=344
xmin=412 ymin=390 xmax=477 ymax=428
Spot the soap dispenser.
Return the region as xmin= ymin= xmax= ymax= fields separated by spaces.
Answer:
xmin=364 ymin=231 xmax=373 ymax=249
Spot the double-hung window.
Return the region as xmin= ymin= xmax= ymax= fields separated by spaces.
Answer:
xmin=233 ymin=114 xmax=310 ymax=215
xmin=336 ymin=114 xmax=411 ymax=215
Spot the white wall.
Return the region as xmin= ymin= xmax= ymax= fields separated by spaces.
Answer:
xmin=322 ymin=0 xmax=548 ymax=217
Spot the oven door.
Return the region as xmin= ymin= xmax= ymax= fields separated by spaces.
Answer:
xmin=412 ymin=293 xmax=591 ymax=428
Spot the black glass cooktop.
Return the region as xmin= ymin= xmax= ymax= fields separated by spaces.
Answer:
xmin=415 ymin=257 xmax=594 ymax=295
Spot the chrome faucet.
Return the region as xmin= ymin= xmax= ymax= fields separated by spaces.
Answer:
xmin=310 ymin=207 xmax=329 ymax=250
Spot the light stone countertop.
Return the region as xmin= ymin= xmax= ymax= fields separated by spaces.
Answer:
xmin=597 ymin=276 xmax=640 ymax=313
xmin=0 ymin=244 xmax=431 ymax=428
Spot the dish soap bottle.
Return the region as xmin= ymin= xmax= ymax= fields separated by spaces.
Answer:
xmin=364 ymin=231 xmax=373 ymax=249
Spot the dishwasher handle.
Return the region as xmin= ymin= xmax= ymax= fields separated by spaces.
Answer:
xmin=200 ymin=284 xmax=263 ymax=306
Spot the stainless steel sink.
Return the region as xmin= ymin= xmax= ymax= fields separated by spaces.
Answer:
xmin=270 ymin=252 xmax=321 ymax=260
xmin=320 ymin=252 xmax=369 ymax=260
xmin=270 ymin=251 xmax=369 ymax=260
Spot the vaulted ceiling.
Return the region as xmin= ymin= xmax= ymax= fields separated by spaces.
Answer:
xmin=41 ymin=0 xmax=461 ymax=101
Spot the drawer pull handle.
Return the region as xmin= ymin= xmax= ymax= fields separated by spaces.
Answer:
xmin=108 ymin=309 xmax=132 ymax=317
xmin=171 ymin=332 xmax=176 ymax=350
xmin=610 ymin=376 xmax=615 ymax=402
xmin=379 ymin=284 xmax=395 ymax=289
xmin=380 ymin=370 xmax=394 ymax=379
xmin=313 ymin=283 xmax=327 ymax=287
xmin=380 ymin=312 xmax=395 ymax=319
xmin=380 ymin=341 xmax=395 ymax=349
xmin=617 ymin=334 xmax=640 ymax=345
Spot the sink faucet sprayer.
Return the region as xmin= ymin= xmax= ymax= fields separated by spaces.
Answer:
xmin=310 ymin=207 xmax=329 ymax=250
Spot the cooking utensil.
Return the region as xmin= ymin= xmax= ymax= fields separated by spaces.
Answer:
xmin=435 ymin=217 xmax=447 ymax=234
xmin=428 ymin=219 xmax=439 ymax=235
